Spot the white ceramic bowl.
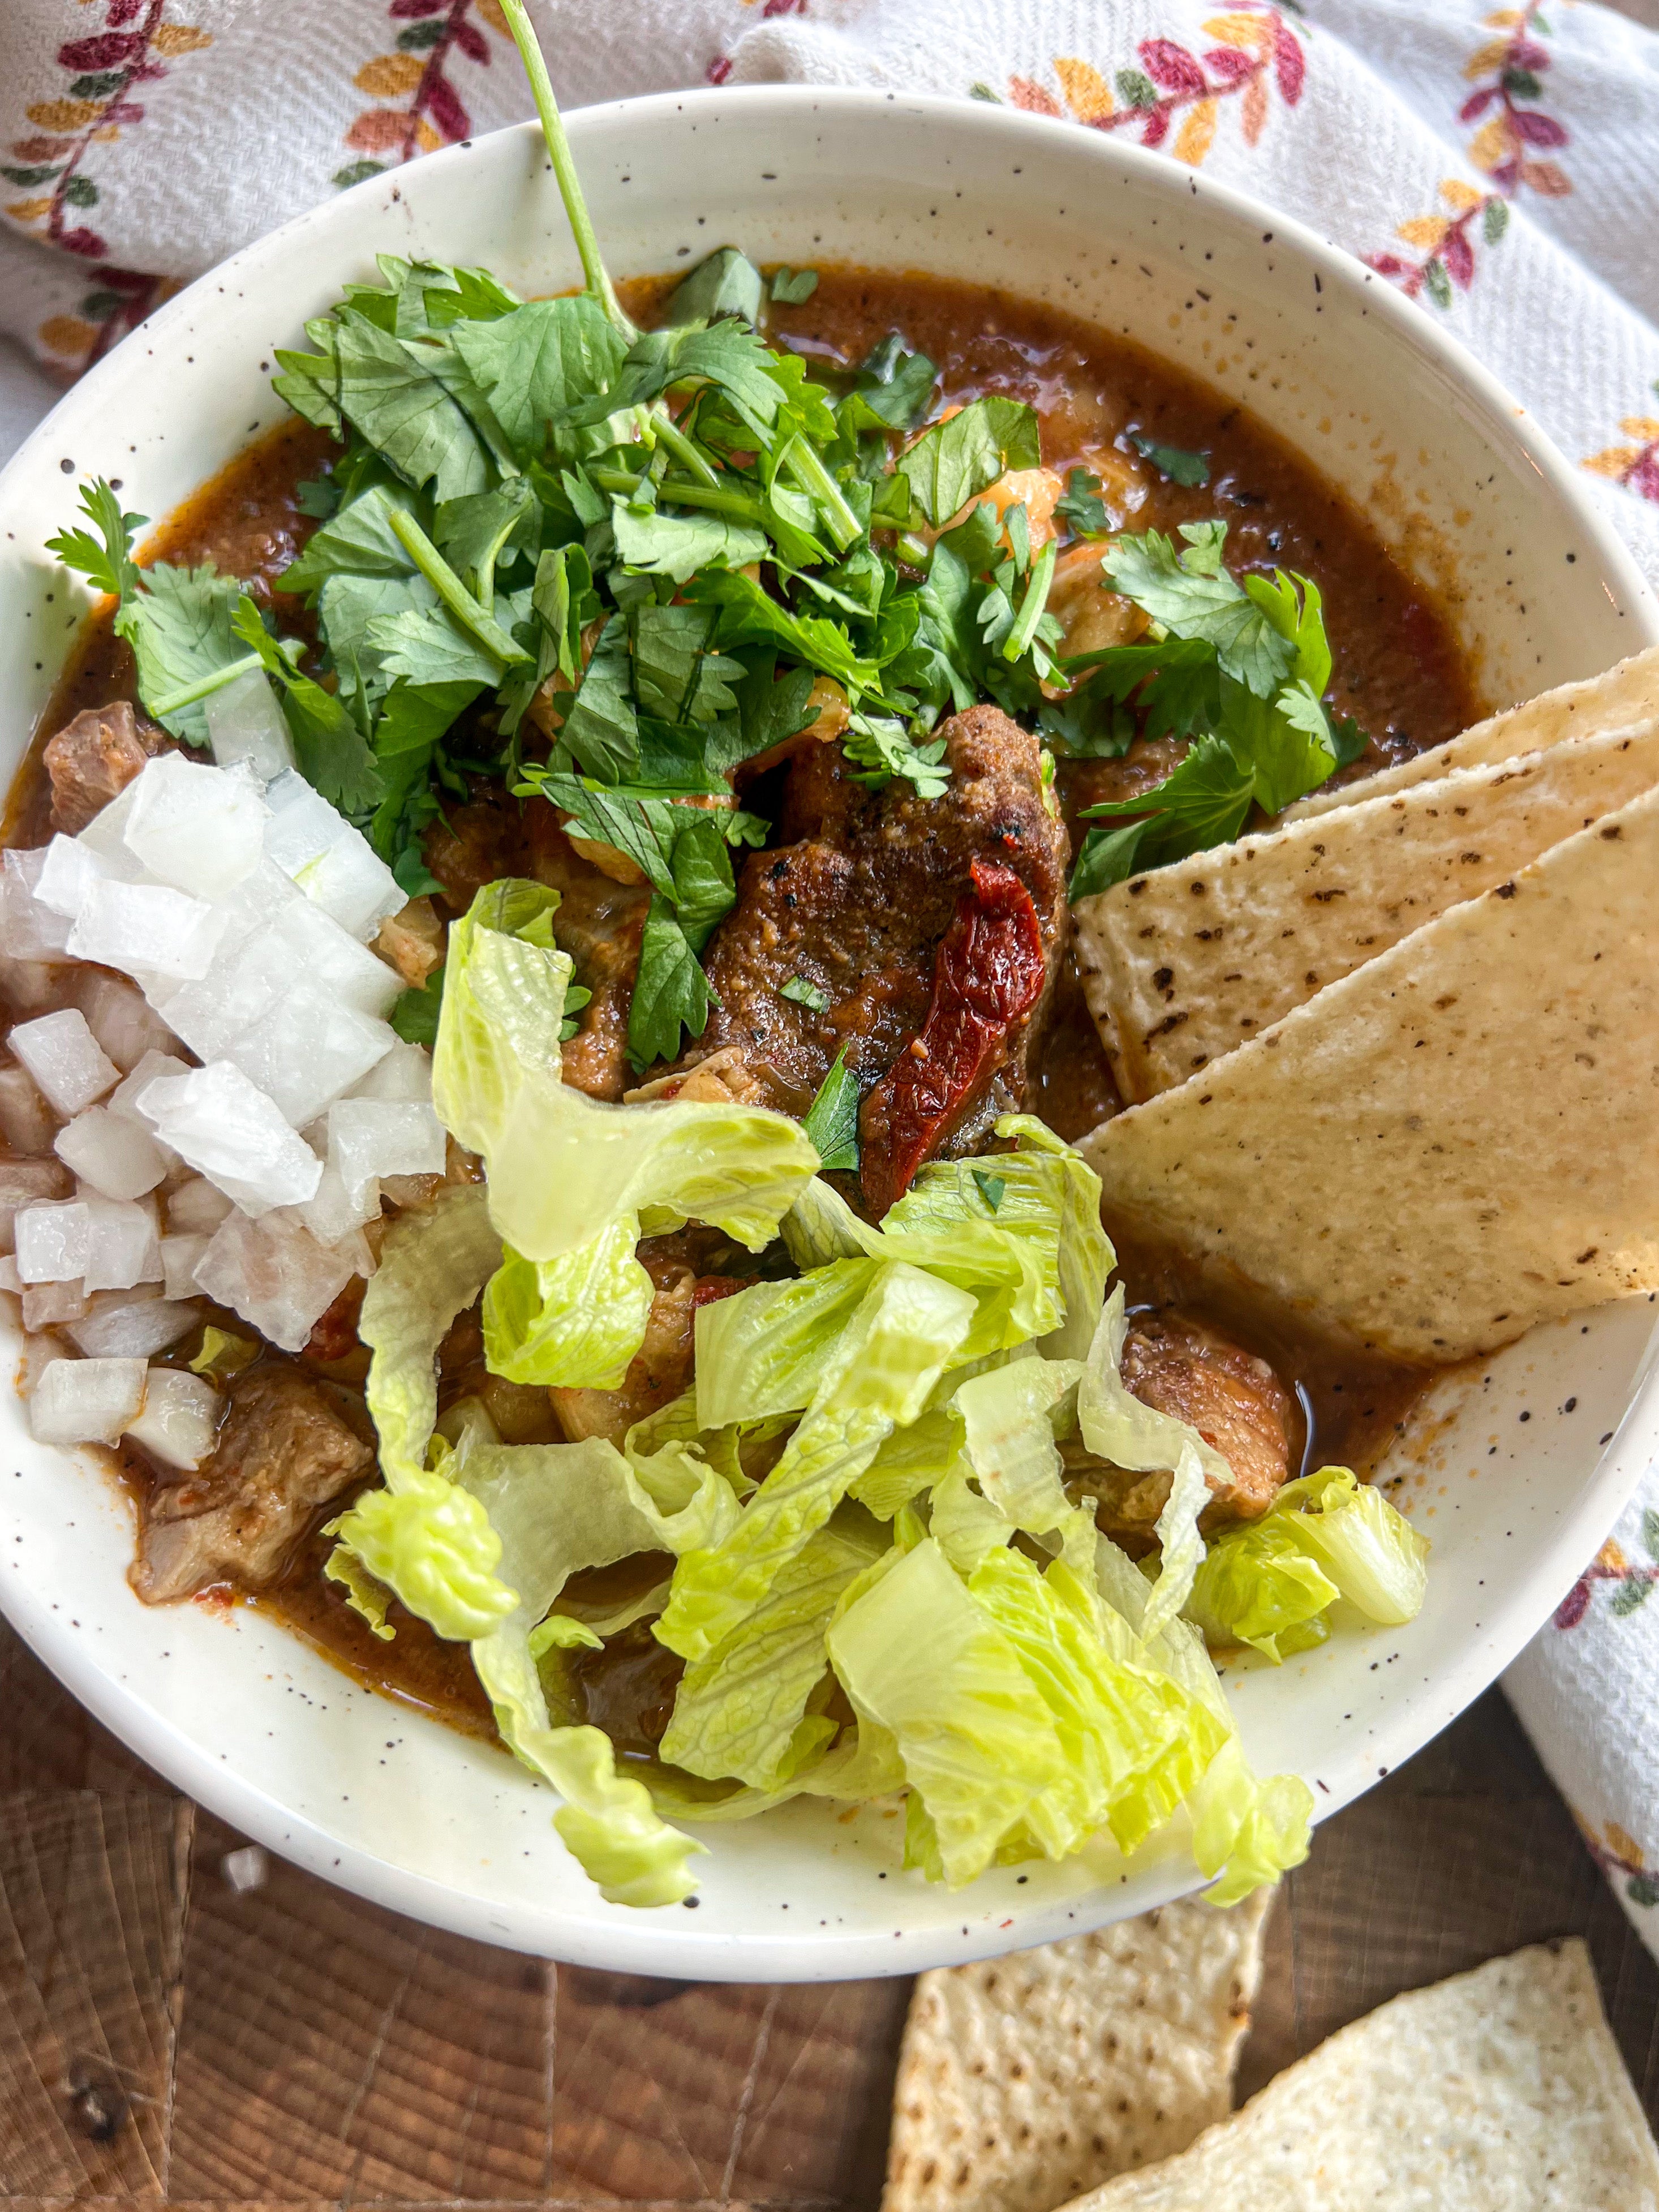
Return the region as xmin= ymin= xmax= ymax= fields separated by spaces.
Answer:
xmin=2 ymin=89 xmax=1656 ymax=1981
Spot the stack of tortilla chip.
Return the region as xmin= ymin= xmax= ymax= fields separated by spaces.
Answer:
xmin=1072 ymin=646 xmax=1659 ymax=1362
xmin=884 ymin=1930 xmax=1658 ymax=2211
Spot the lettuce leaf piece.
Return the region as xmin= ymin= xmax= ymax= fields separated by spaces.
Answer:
xmin=328 ymin=1184 xmax=515 ymax=1641
xmin=827 ymin=1536 xmax=1065 ymax=1885
xmin=449 ymin=1427 xmax=745 ymax=1906
xmin=481 ymin=1218 xmax=653 ymax=1390
xmin=657 ymin=1262 xmax=977 ymax=1663
xmin=1185 ymin=1466 xmax=1426 ymax=1662
xmin=1190 ymin=1737 xmax=1315 ymax=1905
xmin=433 ymin=877 xmax=819 ymax=1264
xmin=659 ymin=1517 xmax=884 ymax=1790
xmin=969 ymin=1549 xmax=1222 ymax=1860
xmin=693 ymin=1259 xmax=878 ymax=1429
xmin=953 ymin=1353 xmax=1081 ymax=1538
xmin=1184 ymin=1517 xmax=1339 ymax=1661
xmin=1275 ymin=1464 xmax=1430 ymax=1624
xmin=929 ymin=1463 xmax=1015 ymax=1575
xmin=849 ymin=1406 xmax=963 ymax=1521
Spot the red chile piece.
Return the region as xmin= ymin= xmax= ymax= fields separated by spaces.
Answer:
xmin=859 ymin=858 xmax=1046 ymax=1215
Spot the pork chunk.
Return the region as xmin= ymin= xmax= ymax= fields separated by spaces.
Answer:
xmin=527 ymin=810 xmax=651 ymax=1102
xmin=674 ymin=706 xmax=1072 ymax=1156
xmin=43 ymin=701 xmax=167 ymax=834
xmin=551 ymin=1266 xmax=698 ymax=1446
xmin=1065 ymin=1311 xmax=1295 ymax=1547
xmin=131 ymin=1365 xmax=373 ymax=1603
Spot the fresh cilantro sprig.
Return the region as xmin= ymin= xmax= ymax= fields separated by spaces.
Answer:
xmin=46 ymin=479 xmax=145 ymax=603
xmin=1067 ymin=522 xmax=1372 ymax=898
xmin=802 ymin=1047 xmax=860 ymax=1171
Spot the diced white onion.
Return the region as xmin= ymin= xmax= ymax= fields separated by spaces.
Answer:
xmin=29 ymin=1354 xmax=147 ymax=1445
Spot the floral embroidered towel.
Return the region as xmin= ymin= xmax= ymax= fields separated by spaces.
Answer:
xmin=2 ymin=0 xmax=1659 ymax=1952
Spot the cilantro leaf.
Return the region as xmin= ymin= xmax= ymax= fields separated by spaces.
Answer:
xmin=611 ymin=502 xmax=768 ymax=584
xmin=1103 ymin=523 xmax=1295 ymax=698
xmin=667 ymin=807 xmax=737 ymax=951
xmin=802 ymin=1047 xmax=859 ymax=1172
xmin=448 ymin=295 xmax=628 ymax=465
xmin=664 ymin=247 xmax=764 ymax=328
xmin=843 ymin=714 xmax=950 ymax=799
xmin=971 ymin=1169 xmax=1005 ymax=1212
xmin=331 ymin=312 xmax=490 ymax=502
xmin=434 ymin=482 xmax=539 ymax=599
xmin=1055 ymin=467 xmax=1111 ymax=538
xmin=531 ymin=772 xmax=678 ymax=896
xmin=229 ymin=599 xmax=385 ymax=812
xmin=391 ymin=966 xmax=444 ymax=1046
xmin=849 ymin=334 xmax=938 ymax=431
xmin=1058 ymin=634 xmax=1219 ymax=742
xmin=1071 ymin=731 xmax=1254 ymax=899
xmin=591 ymin=321 xmax=784 ymax=444
xmin=628 ymin=896 xmax=716 ymax=1071
xmin=115 ymin=564 xmax=246 ymax=745
xmin=46 ymin=478 xmax=145 ymax=602
xmin=895 ymin=395 xmax=1042 ymax=527
xmin=1221 ymin=676 xmax=1336 ymax=814
xmin=633 ymin=603 xmax=743 ymax=725
xmin=1242 ymin=567 xmax=1331 ymax=695
xmin=1328 ymin=712 xmax=1370 ymax=769
xmin=368 ymin=678 xmax=482 ymax=863
xmin=558 ymin=611 xmax=639 ymax=781
xmin=732 ymin=652 xmax=820 ymax=764
xmin=686 ymin=568 xmax=883 ymax=697
xmin=781 ymin=974 xmax=830 ymax=1014
xmin=1129 ymin=433 xmax=1210 ymax=487
xmin=280 ymin=482 xmax=421 ymax=595
xmin=364 ymin=602 xmax=512 ymax=689
xmin=770 ymin=266 xmax=819 ymax=306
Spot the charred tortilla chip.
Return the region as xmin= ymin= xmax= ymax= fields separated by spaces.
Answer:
xmin=1075 ymin=724 xmax=1659 ymax=1104
xmin=1287 ymin=642 xmax=1659 ymax=822
xmin=1051 ymin=1940 xmax=1659 ymax=2211
xmin=1079 ymin=786 xmax=1659 ymax=1363
xmin=881 ymin=1892 xmax=1273 ymax=2212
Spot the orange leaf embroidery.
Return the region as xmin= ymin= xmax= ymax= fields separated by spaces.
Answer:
xmin=1174 ymin=97 xmax=1218 ymax=167
xmin=1483 ymin=7 xmax=1523 ymax=22
xmin=1204 ymin=11 xmax=1272 ymax=51
xmin=1607 ymin=1821 xmax=1645 ymax=1867
xmin=1520 ymin=157 xmax=1571 ymax=197
xmin=11 ymin=135 xmax=76 ymax=161
xmin=346 ymin=108 xmax=415 ymax=153
xmin=1582 ymin=446 xmax=1644 ymax=479
xmin=37 ymin=313 xmax=100 ymax=361
xmin=1598 ymin=1539 xmax=1629 ymax=1574
xmin=1469 ymin=114 xmax=1517 ymax=172
xmin=1009 ymin=76 xmax=1063 ymax=116
xmin=355 ymin=52 xmax=426 ymax=99
xmin=151 ymin=23 xmax=212 ymax=55
xmin=5 ymin=196 xmax=54 ymax=223
xmin=1439 ymin=178 xmax=1484 ymax=213
xmin=1395 ymin=216 xmax=1450 ymax=250
xmin=25 ymin=100 xmax=100 ymax=131
xmin=1241 ymin=74 xmax=1268 ymax=148
xmin=1463 ymin=37 xmax=1511 ymax=78
xmin=1054 ymin=57 xmax=1113 ymax=123
xmin=1620 ymin=417 xmax=1659 ymax=441
xmin=414 ymin=117 xmax=441 ymax=155
xmin=474 ymin=0 xmax=511 ymax=31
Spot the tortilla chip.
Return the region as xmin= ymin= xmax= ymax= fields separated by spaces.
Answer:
xmin=1287 ymin=642 xmax=1659 ymax=822
xmin=1075 ymin=724 xmax=1659 ymax=1104
xmin=881 ymin=1891 xmax=1273 ymax=2212
xmin=1079 ymin=785 xmax=1659 ymax=1362
xmin=1051 ymin=1940 xmax=1659 ymax=2211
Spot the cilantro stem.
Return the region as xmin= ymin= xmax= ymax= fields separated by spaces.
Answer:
xmin=496 ymin=0 xmax=635 ymax=341
xmin=387 ymin=509 xmax=532 ymax=668
xmin=648 ymin=410 xmax=720 ymax=491
xmin=148 ymin=651 xmax=265 ymax=719
xmin=1002 ymin=537 xmax=1058 ymax=663
xmin=780 ymin=437 xmax=861 ymax=553
xmin=591 ymin=465 xmax=764 ymax=526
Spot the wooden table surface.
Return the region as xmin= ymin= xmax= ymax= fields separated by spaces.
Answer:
xmin=1 ymin=1612 xmax=1656 ymax=2210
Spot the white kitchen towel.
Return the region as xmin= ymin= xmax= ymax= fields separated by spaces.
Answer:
xmin=2 ymin=0 xmax=1658 ymax=1951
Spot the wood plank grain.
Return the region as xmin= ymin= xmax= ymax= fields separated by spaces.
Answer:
xmin=168 ymin=1810 xmax=553 ymax=2204
xmin=550 ymin=1970 xmax=909 ymax=2206
xmin=0 ymin=1618 xmax=170 ymax=1797
xmin=0 ymin=1788 xmax=190 ymax=2199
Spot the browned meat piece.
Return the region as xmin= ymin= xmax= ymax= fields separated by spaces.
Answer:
xmin=42 ymin=701 xmax=168 ymax=834
xmin=1064 ymin=1312 xmax=1295 ymax=1548
xmin=423 ymin=798 xmax=529 ymax=916
xmin=131 ymin=1365 xmax=373 ymax=1603
xmin=552 ymin=1262 xmax=698 ymax=1446
xmin=674 ymin=706 xmax=1072 ymax=1159
xmin=527 ymin=810 xmax=651 ymax=1102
